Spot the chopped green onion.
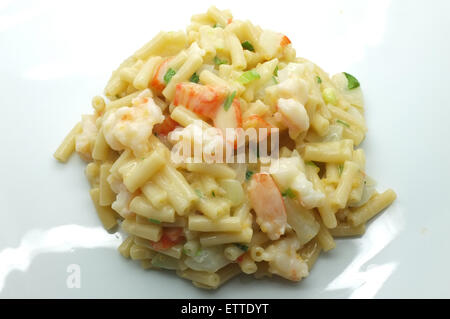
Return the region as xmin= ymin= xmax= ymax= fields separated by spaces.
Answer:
xmin=189 ymin=72 xmax=199 ymax=83
xmin=163 ymin=68 xmax=176 ymax=84
xmin=235 ymin=243 xmax=249 ymax=251
xmin=338 ymin=164 xmax=344 ymax=176
xmin=343 ymin=72 xmax=360 ymax=90
xmin=214 ymin=56 xmax=228 ymax=65
xmin=281 ymin=188 xmax=296 ymax=199
xmin=211 ymin=191 xmax=216 ymax=197
xmin=195 ymin=189 xmax=204 ymax=198
xmin=148 ymin=218 xmax=161 ymax=224
xmin=306 ymin=161 xmax=318 ymax=168
xmin=238 ymin=70 xmax=261 ymax=85
xmin=182 ymin=248 xmax=189 ymax=255
xmin=272 ymin=75 xmax=279 ymax=84
xmin=241 ymin=41 xmax=255 ymax=52
xmin=273 ymin=65 xmax=279 ymax=76
xmin=195 ymin=249 xmax=203 ymax=256
xmin=245 ymin=170 xmax=254 ymax=181
xmin=223 ymin=91 xmax=236 ymax=111
xmin=322 ymin=87 xmax=337 ymax=105
xmin=336 ymin=119 xmax=350 ymax=128
xmin=316 ymin=76 xmax=322 ymax=84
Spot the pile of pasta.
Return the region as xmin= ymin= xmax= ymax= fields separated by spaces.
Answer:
xmin=54 ymin=6 xmax=396 ymax=289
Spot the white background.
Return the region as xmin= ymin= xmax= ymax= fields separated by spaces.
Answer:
xmin=1 ymin=0 xmax=449 ymax=298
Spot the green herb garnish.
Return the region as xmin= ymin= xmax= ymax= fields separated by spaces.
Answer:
xmin=273 ymin=65 xmax=279 ymax=76
xmin=338 ymin=164 xmax=344 ymax=176
xmin=214 ymin=56 xmax=228 ymax=65
xmin=306 ymin=161 xmax=318 ymax=168
xmin=189 ymin=72 xmax=199 ymax=83
xmin=223 ymin=91 xmax=236 ymax=111
xmin=272 ymin=75 xmax=279 ymax=84
xmin=336 ymin=119 xmax=350 ymax=128
xmin=211 ymin=191 xmax=216 ymax=197
xmin=235 ymin=243 xmax=249 ymax=251
xmin=281 ymin=188 xmax=296 ymax=199
xmin=195 ymin=189 xmax=204 ymax=198
xmin=148 ymin=218 xmax=161 ymax=224
xmin=238 ymin=70 xmax=261 ymax=85
xmin=241 ymin=41 xmax=255 ymax=52
xmin=245 ymin=170 xmax=254 ymax=181
xmin=343 ymin=72 xmax=360 ymax=90
xmin=163 ymin=68 xmax=176 ymax=84
xmin=195 ymin=249 xmax=203 ymax=256
xmin=316 ymin=76 xmax=322 ymax=84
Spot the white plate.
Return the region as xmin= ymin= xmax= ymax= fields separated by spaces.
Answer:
xmin=1 ymin=0 xmax=449 ymax=298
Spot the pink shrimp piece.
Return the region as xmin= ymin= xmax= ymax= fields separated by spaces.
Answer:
xmin=232 ymin=98 xmax=242 ymax=127
xmin=153 ymin=116 xmax=180 ymax=136
xmin=242 ymin=115 xmax=273 ymax=131
xmin=150 ymin=58 xmax=172 ymax=92
xmin=248 ymin=173 xmax=287 ymax=240
xmin=150 ymin=227 xmax=185 ymax=251
xmin=280 ymin=35 xmax=291 ymax=47
xmin=173 ymin=83 xmax=228 ymax=119
xmin=242 ymin=115 xmax=276 ymax=143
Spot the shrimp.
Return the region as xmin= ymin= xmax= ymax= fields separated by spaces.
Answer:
xmin=263 ymin=233 xmax=309 ymax=281
xmin=150 ymin=58 xmax=172 ymax=92
xmin=150 ymin=227 xmax=185 ymax=250
xmin=213 ymin=97 xmax=242 ymax=149
xmin=213 ymin=97 xmax=242 ymax=131
xmin=102 ymin=89 xmax=164 ymax=157
xmin=270 ymin=156 xmax=325 ymax=209
xmin=153 ymin=116 xmax=180 ymax=136
xmin=248 ymin=173 xmax=287 ymax=240
xmin=291 ymin=173 xmax=325 ymax=209
xmin=111 ymin=183 xmax=134 ymax=218
xmin=259 ymin=30 xmax=292 ymax=60
xmin=173 ymin=83 xmax=228 ymax=119
xmin=280 ymin=35 xmax=291 ymax=47
xmin=242 ymin=115 xmax=273 ymax=131
xmin=242 ymin=115 xmax=276 ymax=144
xmin=168 ymin=121 xmax=226 ymax=163
xmin=276 ymin=98 xmax=309 ymax=139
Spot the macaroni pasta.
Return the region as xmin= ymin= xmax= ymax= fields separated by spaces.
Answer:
xmin=54 ymin=6 xmax=396 ymax=289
